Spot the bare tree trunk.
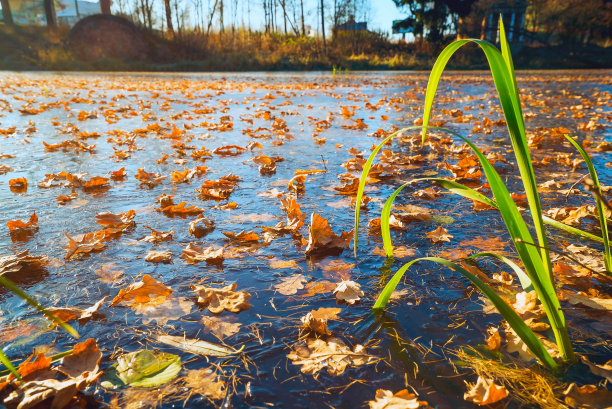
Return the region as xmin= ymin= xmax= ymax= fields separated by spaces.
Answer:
xmin=300 ymin=0 xmax=304 ymax=35
xmin=219 ymin=0 xmax=224 ymax=32
xmin=1 ymin=0 xmax=13 ymax=24
xmin=43 ymin=0 xmax=57 ymax=26
xmin=164 ymin=0 xmax=174 ymax=35
xmin=282 ymin=0 xmax=287 ymax=33
xmin=320 ymin=0 xmax=326 ymax=50
xmin=206 ymin=0 xmax=219 ymax=35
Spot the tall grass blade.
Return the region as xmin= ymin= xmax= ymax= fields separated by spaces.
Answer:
xmin=353 ymin=126 xmax=421 ymax=256
xmin=373 ymin=257 xmax=558 ymax=370
xmin=421 ymin=24 xmax=553 ymax=286
xmin=468 ymin=252 xmax=533 ymax=291
xmin=0 ymin=276 xmax=79 ymax=339
xmin=0 ymin=348 xmax=20 ymax=380
xmin=564 ymin=135 xmax=611 ymax=273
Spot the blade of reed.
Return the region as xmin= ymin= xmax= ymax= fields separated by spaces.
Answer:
xmin=468 ymin=252 xmax=533 ymax=291
xmin=421 ymin=23 xmax=553 ymax=287
xmin=564 ymin=135 xmax=611 ymax=274
xmin=0 ymin=348 xmax=20 ymax=380
xmin=373 ymin=256 xmax=558 ymax=370
xmin=353 ymin=125 xmax=421 ymax=256
xmin=0 ymin=276 xmax=79 ymax=339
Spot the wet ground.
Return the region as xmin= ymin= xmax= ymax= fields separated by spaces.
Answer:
xmin=0 ymin=70 xmax=611 ymax=408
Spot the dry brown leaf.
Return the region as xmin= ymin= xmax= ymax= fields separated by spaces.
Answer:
xmin=182 ymin=243 xmax=224 ymax=265
xmin=188 ymin=216 xmax=215 ymax=238
xmin=111 ymin=275 xmax=173 ymax=306
xmin=304 ymin=213 xmax=352 ymax=256
xmin=300 ymin=307 xmax=341 ymax=336
xmin=563 ymin=383 xmax=612 ymax=409
xmin=562 ymin=291 xmax=612 ymax=311
xmin=222 ymin=230 xmax=260 ymax=244
xmin=426 ymin=226 xmax=453 ymax=244
xmin=333 ymin=280 xmax=364 ymax=305
xmin=132 ymin=296 xmax=192 ymax=325
xmin=145 ymin=250 xmax=172 ymax=263
xmin=47 ymin=297 xmax=106 ymax=325
xmin=274 ymin=274 xmax=307 ymax=295
xmin=269 ymin=258 xmax=299 ymax=269
xmin=287 ymin=337 xmax=372 ymax=376
xmin=201 ymin=315 xmax=241 ymax=339
xmin=463 ymin=376 xmax=508 ymax=405
xmin=372 ymin=246 xmax=416 ymax=258
xmin=580 ymin=356 xmax=612 ymax=383
xmin=368 ymin=389 xmax=431 ymax=409
xmin=484 ymin=327 xmax=501 ymax=351
xmin=302 ymin=280 xmax=336 ymax=297
xmin=513 ymin=291 xmax=538 ymax=315
xmin=94 ymin=263 xmax=124 ymax=284
xmin=192 ymin=283 xmax=251 ymax=314
xmin=95 ymin=210 xmax=135 ymax=228
xmin=182 ymin=368 xmax=226 ymax=400
xmin=58 ymin=338 xmax=102 ymax=384
xmin=63 ymin=232 xmax=105 ymax=260
xmin=140 ymin=226 xmax=174 ymax=243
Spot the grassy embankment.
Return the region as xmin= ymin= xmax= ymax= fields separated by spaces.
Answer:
xmin=1 ymin=23 xmax=611 ymax=71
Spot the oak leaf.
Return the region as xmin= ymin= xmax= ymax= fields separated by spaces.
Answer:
xmin=333 ymin=280 xmax=364 ymax=305
xmin=304 ymin=213 xmax=352 ymax=256
xmin=63 ymin=232 xmax=105 ymax=260
xmin=111 ymin=275 xmax=173 ymax=306
xmin=182 ymin=243 xmax=224 ymax=264
xmin=6 ymin=211 xmax=38 ymax=231
xmin=368 ymin=389 xmax=431 ymax=409
xmin=274 ymin=274 xmax=307 ymax=295
xmin=287 ymin=337 xmax=372 ymax=376
xmin=145 ymin=250 xmax=172 ymax=263
xmin=426 ymin=226 xmax=453 ymax=244
xmin=201 ymin=315 xmax=241 ymax=339
xmin=47 ymin=297 xmax=107 ymax=325
xmin=191 ymin=283 xmax=251 ymax=314
xmin=463 ymin=376 xmax=508 ymax=405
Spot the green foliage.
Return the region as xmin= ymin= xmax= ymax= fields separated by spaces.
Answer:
xmin=351 ymin=18 xmax=606 ymax=369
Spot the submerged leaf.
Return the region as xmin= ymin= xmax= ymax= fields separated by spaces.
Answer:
xmin=463 ymin=376 xmax=508 ymax=405
xmin=101 ymin=350 xmax=181 ymax=389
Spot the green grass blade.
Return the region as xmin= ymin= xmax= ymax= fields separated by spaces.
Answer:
xmin=0 ymin=348 xmax=20 ymax=380
xmin=421 ymin=126 xmax=573 ymax=361
xmin=0 ymin=276 xmax=80 ymax=339
xmin=353 ymin=126 xmax=422 ymax=256
xmin=381 ymin=181 xmax=413 ymax=258
xmin=468 ymin=252 xmax=533 ymax=291
xmin=421 ymin=34 xmax=553 ymax=288
xmin=373 ymin=257 xmax=558 ymax=370
xmin=542 ymin=215 xmax=604 ymax=243
xmin=565 ymin=135 xmax=611 ymax=273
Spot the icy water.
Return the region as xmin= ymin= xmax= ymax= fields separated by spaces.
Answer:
xmin=0 ymin=71 xmax=611 ymax=408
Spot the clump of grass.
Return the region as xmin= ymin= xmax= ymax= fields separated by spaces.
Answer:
xmin=351 ymin=18 xmax=612 ymax=371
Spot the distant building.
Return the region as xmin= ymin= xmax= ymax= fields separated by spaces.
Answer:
xmin=481 ymin=0 xmax=528 ymax=43
xmin=335 ymin=20 xmax=367 ymax=32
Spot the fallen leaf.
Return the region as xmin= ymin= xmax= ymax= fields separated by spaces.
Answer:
xmin=145 ymin=250 xmax=172 ymax=263
xmin=269 ymin=258 xmax=299 ymax=269
xmin=6 ymin=211 xmax=38 ymax=232
xmin=101 ymin=350 xmax=181 ymax=389
xmin=201 ymin=315 xmax=241 ymax=339
xmin=111 ymin=275 xmax=173 ymax=306
xmin=192 ymin=283 xmax=251 ymax=314
xmin=463 ymin=376 xmax=508 ymax=405
xmin=63 ymin=232 xmax=105 ymax=260
xmin=368 ymin=389 xmax=431 ymax=409
xmin=133 ymin=296 xmax=192 ymax=325
xmin=305 ymin=213 xmax=352 ymax=256
xmin=427 ymin=226 xmax=453 ymax=244
xmin=484 ymin=327 xmax=501 ymax=351
xmin=156 ymin=335 xmax=237 ymax=356
xmin=182 ymin=243 xmax=224 ymax=264
xmin=287 ymin=337 xmax=372 ymax=376
xmin=302 ymin=280 xmax=336 ymax=297
xmin=95 ymin=210 xmax=136 ymax=228
xmin=182 ymin=368 xmax=226 ymax=400
xmin=580 ymin=356 xmax=612 ymax=383
xmin=333 ymin=280 xmax=364 ymax=305
xmin=47 ymin=297 xmax=106 ymax=325
xmin=188 ymin=216 xmax=215 ymax=238
xmin=300 ymin=307 xmax=341 ymax=335
xmin=223 ymin=230 xmax=260 ymax=244
xmin=140 ymin=225 xmax=174 ymax=243
xmin=274 ymin=274 xmax=307 ymax=295
xmin=563 ymin=383 xmax=612 ymax=409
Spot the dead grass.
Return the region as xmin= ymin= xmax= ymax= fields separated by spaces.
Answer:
xmin=454 ymin=347 xmax=569 ymax=409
